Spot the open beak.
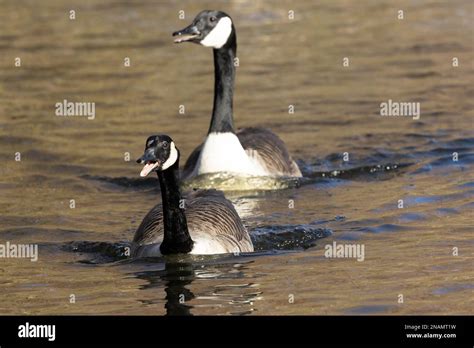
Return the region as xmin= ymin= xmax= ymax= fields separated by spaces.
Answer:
xmin=137 ymin=153 xmax=160 ymax=177
xmin=172 ymin=24 xmax=200 ymax=43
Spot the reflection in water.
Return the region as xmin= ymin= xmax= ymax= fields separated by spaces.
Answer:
xmin=134 ymin=262 xmax=194 ymax=316
xmin=134 ymin=259 xmax=262 ymax=316
xmin=163 ymin=263 xmax=195 ymax=316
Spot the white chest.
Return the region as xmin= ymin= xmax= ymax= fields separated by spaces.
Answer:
xmin=194 ymin=132 xmax=267 ymax=176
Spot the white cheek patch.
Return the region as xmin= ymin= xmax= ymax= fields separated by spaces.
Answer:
xmin=162 ymin=142 xmax=178 ymax=170
xmin=200 ymin=17 xmax=232 ymax=49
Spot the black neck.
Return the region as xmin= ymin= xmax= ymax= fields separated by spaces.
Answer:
xmin=208 ymin=36 xmax=237 ymax=134
xmin=157 ymin=156 xmax=193 ymax=254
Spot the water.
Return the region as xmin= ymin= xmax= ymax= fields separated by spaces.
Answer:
xmin=0 ymin=0 xmax=473 ymax=315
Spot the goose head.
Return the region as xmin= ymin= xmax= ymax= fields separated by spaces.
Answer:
xmin=136 ymin=135 xmax=179 ymax=177
xmin=172 ymin=10 xmax=235 ymax=49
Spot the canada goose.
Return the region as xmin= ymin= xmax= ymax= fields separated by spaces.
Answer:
xmin=132 ymin=134 xmax=254 ymax=256
xmin=173 ymin=10 xmax=302 ymax=179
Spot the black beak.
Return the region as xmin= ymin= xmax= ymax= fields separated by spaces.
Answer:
xmin=136 ymin=149 xmax=156 ymax=164
xmin=172 ymin=23 xmax=200 ymax=43
xmin=137 ymin=150 xmax=161 ymax=177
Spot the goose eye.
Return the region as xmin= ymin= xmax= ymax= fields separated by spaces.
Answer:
xmin=210 ymin=16 xmax=217 ymax=23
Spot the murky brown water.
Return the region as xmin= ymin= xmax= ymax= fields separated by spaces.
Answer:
xmin=0 ymin=0 xmax=473 ymax=315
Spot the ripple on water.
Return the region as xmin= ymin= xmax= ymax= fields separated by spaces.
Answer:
xmin=435 ymin=208 xmax=459 ymax=216
xmin=345 ymin=304 xmax=395 ymax=314
xmin=357 ymin=224 xmax=410 ymax=234
xmin=432 ymin=284 xmax=474 ymax=295
xmin=337 ymin=231 xmax=365 ymax=241
xmin=396 ymin=213 xmax=426 ymax=223
xmin=81 ymin=174 xmax=158 ymax=192
xmin=183 ymin=172 xmax=302 ymax=191
xmin=412 ymin=156 xmax=470 ymax=175
xmin=59 ymin=222 xmax=331 ymax=265
xmin=62 ymin=240 xmax=131 ymax=264
xmin=251 ymin=224 xmax=332 ymax=251
xmin=1 ymin=227 xmax=94 ymax=241
xmin=81 ymin=159 xmax=414 ymax=194
xmin=458 ymin=181 xmax=474 ymax=189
